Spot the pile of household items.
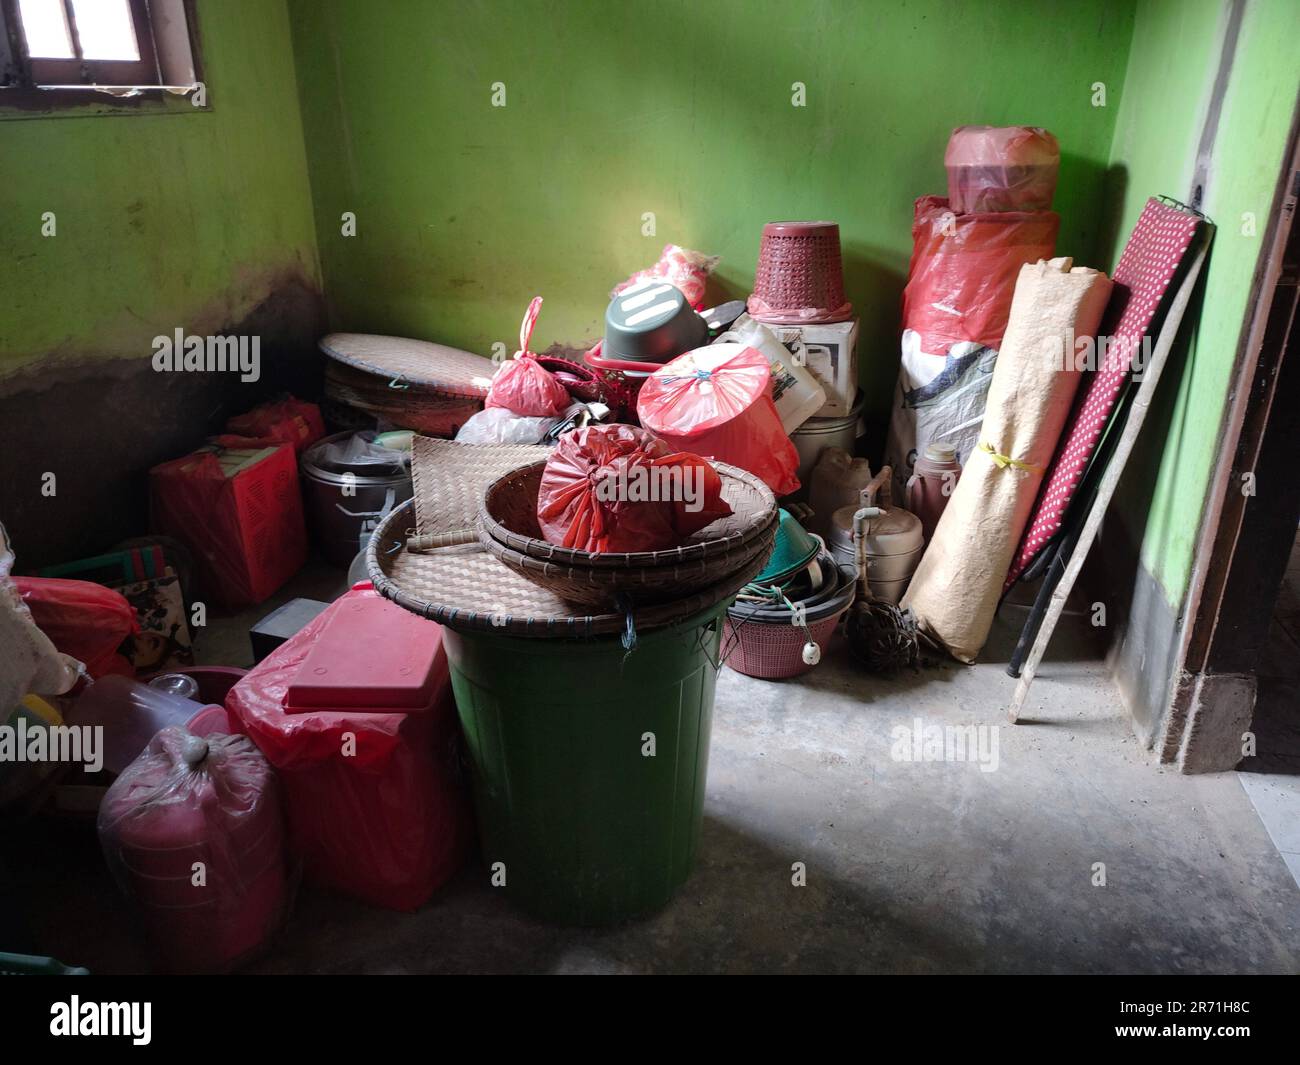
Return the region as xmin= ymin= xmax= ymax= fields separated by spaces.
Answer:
xmin=2 ymin=124 xmax=1211 ymax=972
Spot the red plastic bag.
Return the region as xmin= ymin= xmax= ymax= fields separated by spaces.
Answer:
xmin=485 ymin=298 xmax=571 ymax=417
xmin=945 ymin=126 xmax=1060 ymax=214
xmin=637 ymin=344 xmax=801 ymax=496
xmin=12 ymin=577 xmax=138 ymax=679
xmin=537 ymin=424 xmax=732 ymax=553
xmin=224 ymin=585 xmax=471 ymax=911
xmin=98 ymin=726 xmax=288 ymax=973
xmin=613 ymin=244 xmax=720 ymax=309
xmin=902 ymin=195 xmax=1059 ymax=356
xmin=212 ymin=395 xmax=326 ymax=454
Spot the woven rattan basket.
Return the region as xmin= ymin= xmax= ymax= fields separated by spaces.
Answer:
xmin=367 ymin=436 xmax=768 ymax=636
xmin=476 ymin=459 xmax=778 ymax=607
xmin=479 ymin=461 xmax=777 ymax=568
xmin=369 ymin=500 xmax=763 ymax=637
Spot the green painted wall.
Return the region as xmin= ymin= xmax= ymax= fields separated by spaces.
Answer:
xmin=288 ymin=0 xmax=1135 ymax=430
xmin=1105 ymin=0 xmax=1300 ymax=606
xmin=0 ymin=0 xmax=321 ymax=375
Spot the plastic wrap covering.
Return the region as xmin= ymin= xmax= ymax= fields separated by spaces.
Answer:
xmin=224 ymin=585 xmax=472 ymax=911
xmin=456 ymin=407 xmax=559 ymax=445
xmin=945 ymin=126 xmax=1060 ymax=214
xmin=902 ymin=258 xmax=1112 ymax=663
xmin=98 ymin=726 xmax=289 ymax=973
xmin=638 ymin=343 xmax=800 ymax=496
xmin=536 ymin=424 xmax=731 ymax=553
xmin=612 ymin=243 xmax=720 ymax=309
xmin=11 ymin=577 xmax=138 ymax=680
xmin=149 ymin=443 xmax=307 ymax=608
xmin=884 ymin=195 xmax=1059 ymax=493
xmin=212 ymin=395 xmax=326 ymax=455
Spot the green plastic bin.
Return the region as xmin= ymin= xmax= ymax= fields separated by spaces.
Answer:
xmin=443 ymin=603 xmax=727 ymax=926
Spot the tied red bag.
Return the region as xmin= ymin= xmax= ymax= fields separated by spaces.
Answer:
xmin=12 ymin=577 xmax=138 ymax=679
xmin=485 ymin=297 xmax=571 ymax=417
xmin=98 ymin=726 xmax=288 ymax=973
xmin=537 ymin=424 xmax=732 ymax=553
xmin=212 ymin=395 xmax=326 ymax=455
xmin=637 ymin=343 xmax=801 ymax=496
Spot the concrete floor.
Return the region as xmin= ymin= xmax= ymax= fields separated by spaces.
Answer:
xmin=8 ymin=564 xmax=1299 ymax=974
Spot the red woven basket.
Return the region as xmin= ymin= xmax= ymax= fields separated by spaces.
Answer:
xmin=747 ymin=221 xmax=852 ymax=324
xmin=721 ymin=611 xmax=846 ymax=680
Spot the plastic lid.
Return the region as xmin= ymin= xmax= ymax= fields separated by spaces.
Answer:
xmin=284 ymin=594 xmax=447 ymax=714
xmin=924 ymin=442 xmax=958 ymax=463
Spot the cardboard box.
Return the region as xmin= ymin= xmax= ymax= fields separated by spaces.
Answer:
xmin=747 ymin=316 xmax=859 ymax=416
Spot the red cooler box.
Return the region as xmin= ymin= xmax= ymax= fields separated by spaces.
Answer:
xmin=149 ymin=444 xmax=307 ymax=608
xmin=225 ymin=584 xmax=472 ymax=911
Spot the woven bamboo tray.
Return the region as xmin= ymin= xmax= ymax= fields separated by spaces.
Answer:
xmin=480 ymin=521 xmax=777 ymax=608
xmin=324 ymin=360 xmax=485 ymax=438
xmin=479 ymin=461 xmax=777 ymax=568
xmin=409 ymin=436 xmax=553 ymax=542
xmin=368 ymin=500 xmax=759 ymax=637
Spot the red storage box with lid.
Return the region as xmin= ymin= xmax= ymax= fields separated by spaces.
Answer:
xmin=149 ymin=443 xmax=307 ymax=608
xmin=224 ymin=584 xmax=472 ymax=911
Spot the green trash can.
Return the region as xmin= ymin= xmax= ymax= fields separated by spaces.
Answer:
xmin=443 ymin=603 xmax=727 ymax=926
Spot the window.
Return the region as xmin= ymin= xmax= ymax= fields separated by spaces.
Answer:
xmin=1 ymin=0 xmax=200 ymax=103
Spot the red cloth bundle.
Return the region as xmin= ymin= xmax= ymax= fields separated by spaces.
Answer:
xmin=536 ymin=424 xmax=732 ymax=554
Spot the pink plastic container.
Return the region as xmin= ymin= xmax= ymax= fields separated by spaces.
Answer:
xmin=98 ymin=727 xmax=288 ymax=973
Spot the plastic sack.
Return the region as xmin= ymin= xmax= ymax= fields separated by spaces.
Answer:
xmin=945 ymin=126 xmax=1060 ymax=214
xmin=456 ymin=406 xmax=560 ymax=445
xmin=612 ymin=244 xmax=720 ymax=309
xmin=0 ymin=525 xmax=83 ymax=706
xmin=884 ymin=196 xmax=1058 ymax=493
xmin=98 ymin=726 xmax=289 ymax=973
xmin=714 ymin=317 xmax=826 ymax=432
xmin=11 ymin=576 xmax=138 ymax=680
xmin=638 ymin=343 xmax=801 ymax=496
xmin=212 ymin=395 xmax=326 ymax=454
xmin=225 ymin=585 xmax=472 ymax=911
xmin=537 ymin=424 xmax=732 ymax=553
xmin=485 ymin=298 xmax=571 ymax=417
xmin=305 ymin=430 xmax=411 ymax=470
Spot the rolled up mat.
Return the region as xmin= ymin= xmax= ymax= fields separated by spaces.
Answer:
xmin=901 ymin=257 xmax=1112 ymax=663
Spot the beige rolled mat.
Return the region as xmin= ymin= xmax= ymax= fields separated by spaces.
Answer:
xmin=901 ymin=257 xmax=1113 ymax=663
